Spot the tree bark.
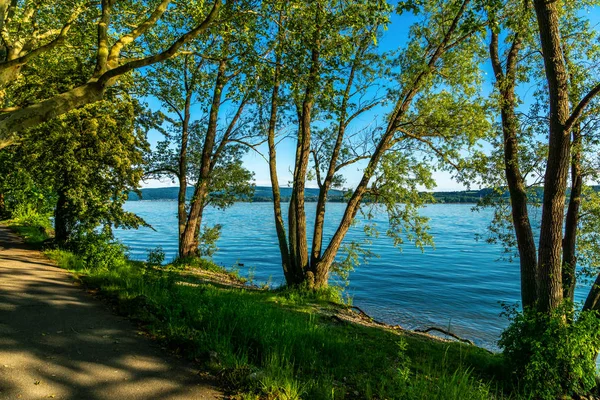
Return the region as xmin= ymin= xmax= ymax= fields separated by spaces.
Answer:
xmin=563 ymin=126 xmax=582 ymax=303
xmin=266 ymin=46 xmax=297 ymax=284
xmin=533 ymin=0 xmax=572 ymax=313
xmin=489 ymin=30 xmax=538 ymax=309
xmin=177 ymin=89 xmax=192 ymax=257
xmin=287 ymin=15 xmax=321 ymax=287
xmin=583 ymin=274 xmax=600 ymax=312
xmin=54 ymin=190 xmax=70 ymax=245
xmin=310 ymin=43 xmax=360 ymax=273
xmin=179 ymin=59 xmax=227 ymax=258
xmin=0 ymin=82 xmax=106 ymax=143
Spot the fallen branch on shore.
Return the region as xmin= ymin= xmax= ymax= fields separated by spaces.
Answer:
xmin=414 ymin=327 xmax=475 ymax=346
xmin=349 ymin=305 xmax=403 ymax=329
xmin=327 ymin=301 xmax=480 ymax=347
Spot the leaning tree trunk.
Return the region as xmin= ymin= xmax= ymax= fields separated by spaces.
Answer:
xmin=563 ymin=126 xmax=582 ymax=303
xmin=0 ymin=82 xmax=106 ymax=143
xmin=311 ymin=0 xmax=472 ymax=290
xmin=266 ymin=55 xmax=298 ymax=284
xmin=489 ymin=29 xmax=538 ymax=309
xmin=176 ymin=90 xmax=193 ymax=256
xmin=179 ymin=59 xmax=227 ymax=258
xmin=583 ymin=274 xmax=600 ymax=312
xmin=533 ymin=0 xmax=572 ymax=313
xmin=179 ymin=185 xmax=208 ymax=257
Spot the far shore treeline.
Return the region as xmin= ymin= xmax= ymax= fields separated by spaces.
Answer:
xmin=129 ymin=186 xmax=600 ymax=204
xmin=129 ymin=186 xmax=491 ymax=203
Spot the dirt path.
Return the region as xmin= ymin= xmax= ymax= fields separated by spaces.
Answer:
xmin=0 ymin=226 xmax=223 ymax=400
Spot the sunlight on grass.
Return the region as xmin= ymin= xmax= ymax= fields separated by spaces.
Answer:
xmin=45 ymin=249 xmax=511 ymax=399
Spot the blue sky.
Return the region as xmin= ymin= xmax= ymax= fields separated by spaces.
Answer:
xmin=142 ymin=4 xmax=600 ymax=192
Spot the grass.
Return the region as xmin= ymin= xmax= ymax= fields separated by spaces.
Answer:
xmin=3 ymin=216 xmax=53 ymax=246
xmin=43 ymin=246 xmax=513 ymax=400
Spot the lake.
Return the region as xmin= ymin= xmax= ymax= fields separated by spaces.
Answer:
xmin=114 ymin=201 xmax=587 ymax=350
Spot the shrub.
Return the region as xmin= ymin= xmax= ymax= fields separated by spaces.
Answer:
xmin=68 ymin=230 xmax=128 ymax=271
xmin=146 ymin=247 xmax=166 ymax=267
xmin=499 ymin=303 xmax=600 ymax=399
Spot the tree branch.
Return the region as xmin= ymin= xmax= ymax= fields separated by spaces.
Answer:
xmin=107 ymin=0 xmax=172 ymax=67
xmin=566 ymin=82 xmax=600 ymax=132
xmin=97 ymin=0 xmax=221 ymax=87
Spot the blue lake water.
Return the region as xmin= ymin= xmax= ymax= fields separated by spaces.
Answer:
xmin=114 ymin=201 xmax=588 ymax=350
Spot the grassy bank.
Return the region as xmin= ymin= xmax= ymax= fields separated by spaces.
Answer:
xmin=49 ymin=251 xmax=509 ymax=399
xmin=5 ymin=220 xmax=512 ymax=399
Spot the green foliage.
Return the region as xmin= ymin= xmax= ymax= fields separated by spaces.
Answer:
xmin=0 ymin=150 xmax=55 ymax=221
xmin=17 ymin=96 xmax=150 ymax=242
xmin=67 ymin=230 xmax=129 ymax=272
xmin=9 ymin=222 xmax=53 ymax=245
xmin=275 ymin=284 xmax=346 ymax=306
xmin=198 ymin=224 xmax=222 ymax=257
xmin=499 ymin=304 xmax=600 ymax=399
xmin=146 ymin=247 xmax=166 ymax=267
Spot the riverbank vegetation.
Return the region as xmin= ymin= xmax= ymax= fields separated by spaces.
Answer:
xmin=1 ymin=0 xmax=600 ymax=398
xmin=7 ymin=218 xmax=509 ymax=399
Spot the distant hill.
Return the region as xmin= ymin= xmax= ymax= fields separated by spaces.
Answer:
xmin=129 ymin=185 xmax=600 ymax=204
xmin=128 ymin=186 xmax=345 ymax=202
xmin=129 ymin=186 xmax=497 ymax=203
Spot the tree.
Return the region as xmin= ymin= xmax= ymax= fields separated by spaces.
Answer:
xmin=0 ymin=0 xmax=222 ymax=146
xmin=145 ymin=1 xmax=257 ymax=257
xmin=17 ymin=95 xmax=149 ymax=244
xmin=473 ymin=2 xmax=600 ymax=394
xmin=263 ymin=0 xmax=489 ymax=289
xmin=486 ymin=0 xmax=539 ymax=308
xmin=482 ymin=0 xmax=600 ymax=313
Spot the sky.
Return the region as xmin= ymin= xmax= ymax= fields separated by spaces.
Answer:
xmin=141 ymin=4 xmax=600 ymax=192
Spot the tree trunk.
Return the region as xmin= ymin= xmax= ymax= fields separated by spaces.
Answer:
xmin=0 ymin=63 xmax=22 ymax=104
xmin=177 ymin=89 xmax=192 ymax=257
xmin=583 ymin=274 xmax=600 ymax=312
xmin=287 ymin=21 xmax=321 ymax=287
xmin=533 ymin=0 xmax=572 ymax=313
xmin=288 ymin=122 xmax=310 ymax=284
xmin=179 ymin=59 xmax=227 ymax=258
xmin=314 ymin=0 xmax=471 ymax=286
xmin=563 ymin=126 xmax=582 ymax=303
xmin=489 ymin=30 xmax=538 ymax=309
xmin=501 ymin=102 xmax=539 ymax=309
xmin=266 ymin=49 xmax=297 ymax=284
xmin=54 ymin=191 xmax=70 ymax=245
xmin=179 ymin=187 xmax=207 ymax=257
xmin=310 ymin=44 xmax=360 ymax=272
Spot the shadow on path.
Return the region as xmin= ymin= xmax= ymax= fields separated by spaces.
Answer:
xmin=0 ymin=226 xmax=222 ymax=400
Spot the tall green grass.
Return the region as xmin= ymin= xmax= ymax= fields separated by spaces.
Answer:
xmin=5 ymin=214 xmax=53 ymax=245
xmin=46 ymin=248 xmax=511 ymax=399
